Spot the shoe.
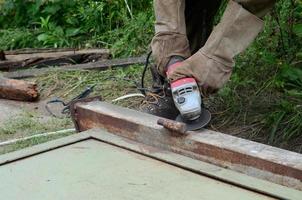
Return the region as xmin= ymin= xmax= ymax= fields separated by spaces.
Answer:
xmin=140 ymin=63 xmax=179 ymax=120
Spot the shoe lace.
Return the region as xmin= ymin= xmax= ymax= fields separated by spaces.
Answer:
xmin=139 ymin=89 xmax=167 ymax=109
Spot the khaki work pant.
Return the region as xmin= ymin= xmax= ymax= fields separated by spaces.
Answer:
xmin=151 ymin=0 xmax=276 ymax=94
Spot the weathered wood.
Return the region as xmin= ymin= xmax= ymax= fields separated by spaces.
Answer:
xmin=4 ymin=56 xmax=146 ymax=79
xmin=0 ymin=50 xmax=5 ymax=61
xmin=0 ymin=49 xmax=111 ymax=71
xmin=4 ymin=48 xmax=77 ymax=55
xmin=0 ymin=77 xmax=39 ymax=101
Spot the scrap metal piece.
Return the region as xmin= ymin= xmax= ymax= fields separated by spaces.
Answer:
xmin=69 ymin=96 xmax=102 ymax=132
xmin=157 ymin=118 xmax=187 ymax=135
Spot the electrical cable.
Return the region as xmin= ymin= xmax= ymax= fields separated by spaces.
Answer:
xmin=140 ymin=51 xmax=152 ymax=95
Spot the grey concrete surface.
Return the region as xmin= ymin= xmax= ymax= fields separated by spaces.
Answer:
xmin=0 ymin=139 xmax=275 ymax=200
xmin=0 ymin=99 xmax=60 ymax=125
xmin=0 ymin=100 xmax=24 ymax=124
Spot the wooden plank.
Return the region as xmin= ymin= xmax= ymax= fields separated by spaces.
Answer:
xmin=0 ymin=77 xmax=39 ymax=101
xmin=71 ymin=101 xmax=302 ymax=191
xmin=4 ymin=49 xmax=110 ymax=61
xmin=4 ymin=56 xmax=146 ymax=79
xmin=0 ymin=50 xmax=5 ymax=61
xmin=4 ymin=48 xmax=77 ymax=55
xmin=0 ymin=49 xmax=111 ymax=71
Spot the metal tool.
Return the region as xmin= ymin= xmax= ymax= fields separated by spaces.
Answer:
xmin=46 ymin=84 xmax=96 ymax=117
xmin=167 ymin=61 xmax=211 ymax=131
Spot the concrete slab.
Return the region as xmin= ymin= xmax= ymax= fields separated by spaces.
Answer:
xmin=0 ymin=139 xmax=275 ymax=200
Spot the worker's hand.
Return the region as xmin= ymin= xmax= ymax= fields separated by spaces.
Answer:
xmin=166 ymin=51 xmax=233 ymax=97
xmin=151 ymin=32 xmax=191 ymax=77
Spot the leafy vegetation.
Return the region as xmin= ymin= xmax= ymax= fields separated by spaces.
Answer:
xmin=0 ymin=0 xmax=153 ymax=55
xmin=0 ymin=0 xmax=301 ymax=152
xmin=211 ymin=0 xmax=302 ymax=150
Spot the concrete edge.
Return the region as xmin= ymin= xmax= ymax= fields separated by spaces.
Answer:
xmin=72 ymin=101 xmax=302 ymax=190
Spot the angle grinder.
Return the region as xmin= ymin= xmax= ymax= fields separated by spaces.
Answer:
xmin=166 ymin=57 xmax=211 ymax=131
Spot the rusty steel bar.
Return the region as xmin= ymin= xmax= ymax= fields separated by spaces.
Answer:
xmin=70 ymin=100 xmax=302 ymax=190
xmin=157 ymin=118 xmax=187 ymax=135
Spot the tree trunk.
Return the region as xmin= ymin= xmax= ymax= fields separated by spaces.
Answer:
xmin=0 ymin=77 xmax=39 ymax=102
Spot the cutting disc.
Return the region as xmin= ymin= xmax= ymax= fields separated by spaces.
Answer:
xmin=175 ymin=107 xmax=211 ymax=131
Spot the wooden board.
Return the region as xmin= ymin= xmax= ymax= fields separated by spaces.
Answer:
xmin=4 ymin=56 xmax=146 ymax=79
xmin=0 ymin=49 xmax=110 ymax=71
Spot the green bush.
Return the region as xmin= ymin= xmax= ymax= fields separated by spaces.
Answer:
xmin=0 ymin=0 xmax=153 ymax=48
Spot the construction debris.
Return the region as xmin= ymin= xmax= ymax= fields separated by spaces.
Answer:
xmin=4 ymin=56 xmax=146 ymax=79
xmin=0 ymin=48 xmax=111 ymax=71
xmin=0 ymin=77 xmax=39 ymax=101
xmin=157 ymin=118 xmax=187 ymax=135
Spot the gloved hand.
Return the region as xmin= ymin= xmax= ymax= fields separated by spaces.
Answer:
xmin=167 ymin=52 xmax=232 ymax=96
xmin=167 ymin=0 xmax=264 ymax=96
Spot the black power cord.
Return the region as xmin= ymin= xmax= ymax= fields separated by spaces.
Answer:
xmin=140 ymin=51 xmax=152 ymax=96
xmin=45 ymin=84 xmax=96 ymax=118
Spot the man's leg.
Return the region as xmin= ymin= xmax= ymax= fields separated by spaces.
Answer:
xmin=145 ymin=0 xmax=222 ymax=119
xmin=185 ymin=0 xmax=222 ymax=54
xmin=236 ymin=0 xmax=276 ymax=18
xmin=151 ymin=0 xmax=191 ymax=76
xmin=142 ymin=0 xmax=190 ymax=119
xmin=167 ymin=0 xmax=276 ymax=95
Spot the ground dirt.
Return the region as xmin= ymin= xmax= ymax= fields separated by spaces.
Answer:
xmin=0 ymin=66 xmax=301 ymax=155
xmin=0 ymin=99 xmax=50 ymax=124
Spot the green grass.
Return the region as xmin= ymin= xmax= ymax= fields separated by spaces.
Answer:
xmin=0 ymin=111 xmax=72 ymax=139
xmin=0 ymin=110 xmax=75 ymax=155
xmin=34 ymin=65 xmax=144 ymax=103
xmin=0 ymin=29 xmax=40 ymax=50
xmin=0 ymin=131 xmax=75 ymax=155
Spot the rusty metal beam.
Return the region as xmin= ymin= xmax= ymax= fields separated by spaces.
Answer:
xmin=71 ymin=100 xmax=302 ymax=190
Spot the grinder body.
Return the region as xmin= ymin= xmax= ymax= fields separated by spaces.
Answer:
xmin=171 ymin=78 xmax=202 ymax=121
xmin=166 ymin=60 xmax=202 ymax=122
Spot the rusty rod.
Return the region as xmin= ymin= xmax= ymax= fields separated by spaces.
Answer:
xmin=157 ymin=118 xmax=187 ymax=134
